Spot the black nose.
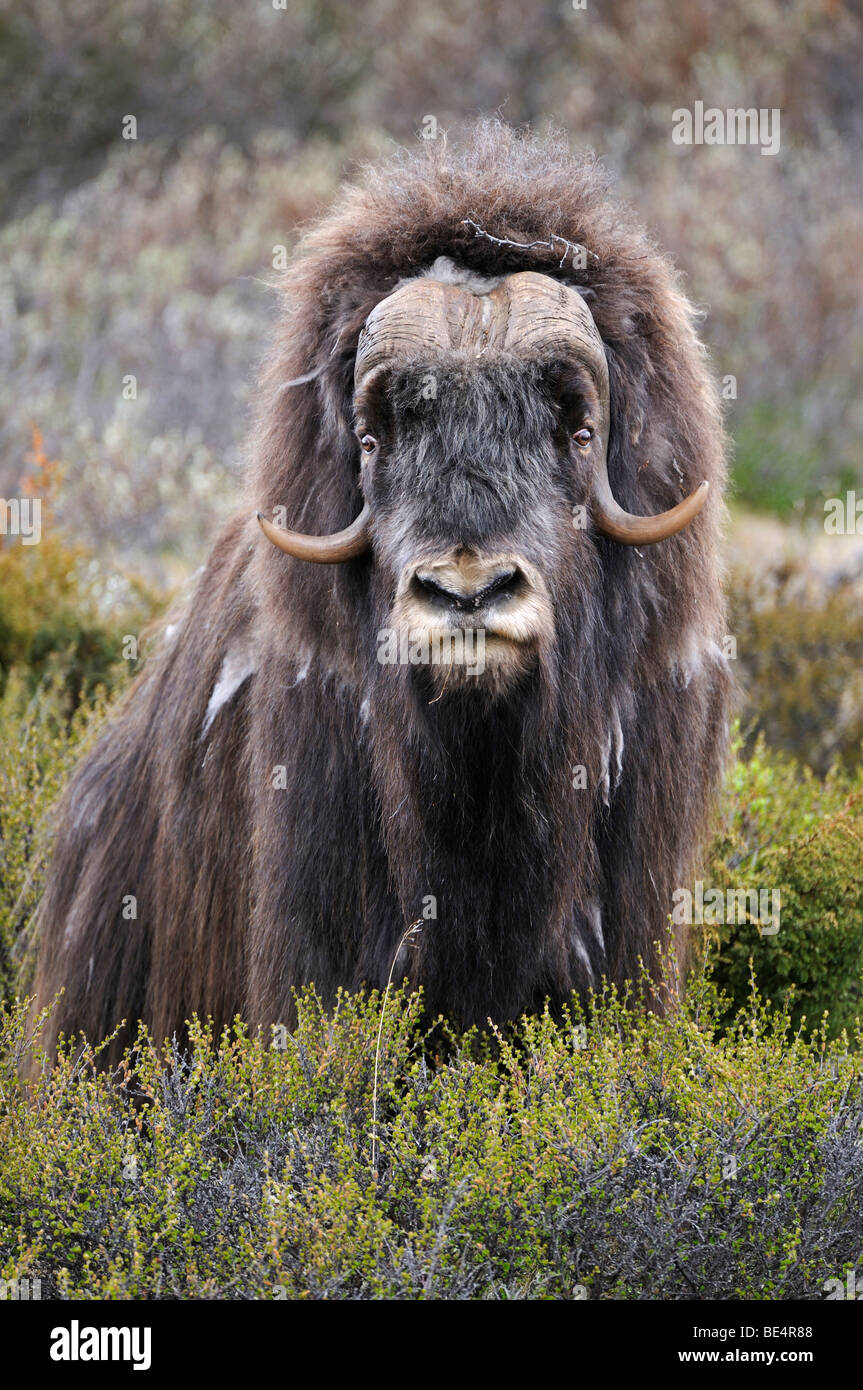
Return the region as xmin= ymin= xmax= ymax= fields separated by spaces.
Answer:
xmin=413 ymin=567 xmax=520 ymax=613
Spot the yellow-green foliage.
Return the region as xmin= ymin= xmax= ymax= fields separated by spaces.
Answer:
xmin=0 ymin=436 xmax=163 ymax=996
xmin=0 ymin=539 xmax=117 ymax=712
xmin=1 ymin=980 xmax=861 ymax=1300
xmin=0 ymin=432 xmax=158 ymax=714
xmin=0 ymin=674 xmax=113 ymax=1000
xmin=702 ymin=739 xmax=863 ymax=1036
xmin=729 ymin=561 xmax=863 ymax=776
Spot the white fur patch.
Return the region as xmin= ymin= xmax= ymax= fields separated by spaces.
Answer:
xmin=69 ymin=785 xmax=98 ymax=833
xmin=61 ymin=905 xmax=86 ymax=948
xmin=600 ymin=704 xmax=625 ymax=807
xmin=586 ymin=901 xmax=605 ymax=955
xmin=708 ymin=640 xmax=728 ymax=664
xmin=202 ymin=644 xmax=257 ymax=736
xmin=611 ymin=707 xmax=624 ymax=787
xmin=574 ymin=936 xmax=594 ymax=982
xmin=292 ymin=652 xmax=311 ymax=686
xmin=676 ymin=629 xmax=703 ymax=687
xmin=673 ymin=630 xmax=729 ymax=687
xmin=405 ymin=256 xmax=504 ymax=297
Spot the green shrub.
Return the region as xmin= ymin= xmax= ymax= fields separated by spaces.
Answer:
xmin=0 ymin=978 xmax=860 ymax=1300
xmin=0 ymin=673 xmax=113 ymax=1005
xmin=0 ymin=431 xmax=159 ymax=712
xmin=0 ymin=438 xmax=163 ymax=1001
xmin=701 ymin=739 xmax=863 ymax=1036
xmin=731 ymin=397 xmax=859 ymax=517
xmin=729 ymin=560 xmax=863 ymax=775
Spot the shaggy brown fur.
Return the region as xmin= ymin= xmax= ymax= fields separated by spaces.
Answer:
xmin=33 ymin=121 xmax=731 ymax=1064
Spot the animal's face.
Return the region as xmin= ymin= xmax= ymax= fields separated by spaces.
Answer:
xmin=257 ymin=261 xmax=708 ymax=695
xmin=354 ymin=352 xmax=604 ymax=692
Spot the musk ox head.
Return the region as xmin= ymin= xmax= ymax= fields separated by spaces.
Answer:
xmin=257 ymin=259 xmax=708 ymax=699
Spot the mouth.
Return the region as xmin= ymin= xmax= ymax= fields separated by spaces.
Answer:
xmin=387 ymin=549 xmax=554 ymax=688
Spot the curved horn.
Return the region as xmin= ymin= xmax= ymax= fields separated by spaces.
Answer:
xmin=496 ymin=272 xmax=708 ymax=545
xmin=257 ymin=282 xmax=446 ymax=567
xmin=502 ymin=274 xmax=709 ymax=545
xmin=256 ymin=504 xmax=371 ymax=563
xmin=591 ymin=474 xmax=709 ymax=545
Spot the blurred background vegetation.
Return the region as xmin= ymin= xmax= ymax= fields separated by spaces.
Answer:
xmin=2 ymin=0 xmax=862 ymax=564
xmin=1 ymin=0 xmax=863 ymax=1028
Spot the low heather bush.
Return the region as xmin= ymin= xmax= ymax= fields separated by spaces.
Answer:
xmin=702 ymin=738 xmax=863 ymax=1034
xmin=1 ymin=979 xmax=861 ymax=1300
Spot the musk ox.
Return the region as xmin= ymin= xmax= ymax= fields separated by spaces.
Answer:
xmin=34 ymin=122 xmax=731 ymax=1063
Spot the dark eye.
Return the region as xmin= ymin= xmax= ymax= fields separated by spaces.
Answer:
xmin=359 ymin=433 xmax=378 ymax=453
xmin=573 ymin=427 xmax=594 ymax=448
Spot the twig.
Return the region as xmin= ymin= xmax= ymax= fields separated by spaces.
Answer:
xmin=371 ymin=919 xmax=424 ymax=1179
xmin=462 ymin=217 xmax=598 ymax=268
xmin=428 ymin=656 xmax=455 ymax=704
